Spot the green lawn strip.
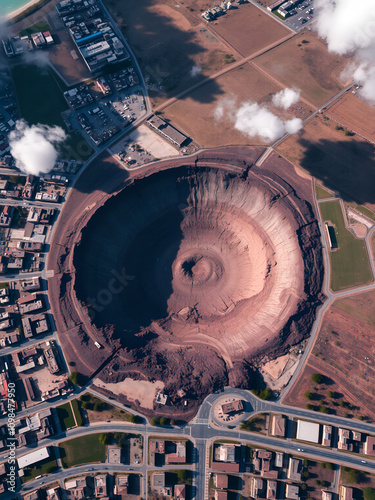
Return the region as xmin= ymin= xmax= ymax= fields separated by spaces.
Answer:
xmin=0 ymin=282 xmax=9 ymax=289
xmin=56 ymin=402 xmax=76 ymax=431
xmin=20 ymin=447 xmax=58 ymax=483
xmin=20 ymin=21 xmax=51 ymax=37
xmin=11 ymin=64 xmax=93 ymax=161
xmin=59 ymin=434 xmax=106 ymax=468
xmin=319 ymin=200 xmax=373 ymax=290
xmin=71 ymin=399 xmax=83 ymax=426
xmin=315 ymin=185 xmax=334 ymax=200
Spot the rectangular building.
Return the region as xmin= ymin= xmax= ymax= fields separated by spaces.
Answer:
xmin=17 ymin=446 xmax=50 ymax=468
xmin=296 ymin=420 xmax=320 ymax=443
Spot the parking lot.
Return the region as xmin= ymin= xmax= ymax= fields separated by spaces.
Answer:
xmin=70 ymin=87 xmax=146 ymax=148
xmin=282 ymin=0 xmax=315 ymax=31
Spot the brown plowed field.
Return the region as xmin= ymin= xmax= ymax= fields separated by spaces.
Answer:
xmin=208 ymin=2 xmax=291 ymax=57
xmin=325 ymin=92 xmax=375 ymax=143
xmin=254 ymin=31 xmax=350 ymax=107
xmin=283 ymin=291 xmax=375 ymax=421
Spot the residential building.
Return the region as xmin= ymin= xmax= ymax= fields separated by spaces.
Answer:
xmin=251 ymin=477 xmax=263 ymax=498
xmin=94 ymin=474 xmax=107 ymax=497
xmin=340 ymin=486 xmax=353 ymax=500
xmin=267 ymin=480 xmax=277 ymax=500
xmin=221 ymin=399 xmax=244 ymax=414
xmin=287 ymin=458 xmax=302 ymax=481
xmin=364 ymin=436 xmax=375 ymax=456
xmin=271 ymin=415 xmax=286 ymax=437
xmin=338 ymin=428 xmax=351 ymax=451
xmin=286 ymin=484 xmax=299 ymax=500
xmin=322 ymin=425 xmax=332 ymax=447
xmin=214 ymin=474 xmax=228 ymax=489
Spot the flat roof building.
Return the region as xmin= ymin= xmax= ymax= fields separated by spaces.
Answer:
xmin=267 ymin=480 xmax=277 ymax=500
xmin=296 ymin=420 xmax=320 ymax=443
xmin=364 ymin=436 xmax=375 ymax=456
xmin=17 ymin=446 xmax=50 ymax=468
xmin=221 ymin=399 xmax=244 ymax=414
xmin=340 ymin=486 xmax=353 ymax=500
xmin=286 ymin=484 xmax=299 ymax=500
xmin=287 ymin=458 xmax=302 ymax=482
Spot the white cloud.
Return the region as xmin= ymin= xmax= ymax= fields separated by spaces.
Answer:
xmin=214 ymin=97 xmax=302 ymax=143
xmin=314 ymin=0 xmax=375 ymax=103
xmin=272 ymin=88 xmax=301 ymax=109
xmin=190 ymin=64 xmax=202 ymax=78
xmin=9 ymin=120 xmax=66 ymax=176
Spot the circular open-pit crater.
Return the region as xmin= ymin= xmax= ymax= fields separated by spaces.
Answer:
xmin=50 ymin=150 xmax=324 ymax=416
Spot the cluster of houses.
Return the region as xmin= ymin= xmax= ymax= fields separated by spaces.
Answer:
xmin=2 ymin=31 xmax=54 ymax=58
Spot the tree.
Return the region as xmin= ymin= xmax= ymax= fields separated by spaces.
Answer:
xmin=159 ymin=417 xmax=169 ymax=426
xmin=319 ymin=405 xmax=329 ymax=413
xmin=347 ymin=469 xmax=362 ymax=483
xmin=303 ymin=471 xmax=310 ymax=479
xmin=177 ymin=469 xmax=190 ymax=484
xmin=99 ymin=433 xmax=111 ymax=445
xmin=311 ymin=373 xmax=324 ymax=384
xmin=305 ymin=392 xmax=314 ymax=400
xmin=327 ymin=390 xmax=335 ymax=398
xmin=301 ymin=483 xmax=307 ymax=491
xmin=150 ymin=417 xmax=159 ymax=426
xmin=68 ymin=371 xmax=87 ymax=386
xmin=363 ymin=488 xmax=375 ymax=500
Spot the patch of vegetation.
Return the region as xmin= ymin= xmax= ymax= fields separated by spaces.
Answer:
xmin=363 ymin=488 xmax=375 ymax=500
xmin=79 ymin=393 xmax=142 ymax=423
xmin=311 ymin=373 xmax=324 ymax=384
xmin=321 ymin=462 xmax=334 ymax=469
xmin=320 ymin=201 xmax=373 ymax=290
xmin=56 ymin=402 xmax=75 ymax=431
xmin=344 ymin=130 xmax=355 ymax=136
xmin=99 ymin=432 xmax=112 ymax=445
xmin=71 ymin=399 xmax=83 ymax=426
xmin=342 ymin=467 xmax=363 ymax=484
xmin=59 ymin=434 xmax=106 ymax=468
xmin=0 ymin=282 xmax=9 ymax=289
xmin=68 ymin=371 xmax=87 ymax=386
xmin=315 ymin=185 xmax=333 ymax=200
xmin=20 ymin=21 xmax=50 ymax=37
xmin=354 ymin=205 xmax=375 ymax=221
xmin=223 ymin=53 xmax=235 ymax=64
xmin=240 ymin=414 xmax=266 ymax=432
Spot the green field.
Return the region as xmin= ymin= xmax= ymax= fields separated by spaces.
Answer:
xmin=59 ymin=434 xmax=106 ymax=468
xmin=20 ymin=21 xmax=50 ymax=37
xmin=71 ymin=399 xmax=83 ymax=426
xmin=319 ymin=201 xmax=373 ymax=290
xmin=315 ymin=185 xmax=334 ymax=200
xmin=56 ymin=402 xmax=76 ymax=431
xmin=20 ymin=447 xmax=58 ymax=483
xmin=11 ymin=64 xmax=93 ymax=161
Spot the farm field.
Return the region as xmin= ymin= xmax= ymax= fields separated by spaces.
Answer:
xmin=209 ymin=2 xmax=291 ymax=57
xmin=325 ymin=92 xmax=375 ymax=143
xmin=59 ymin=434 xmax=106 ymax=468
xmin=277 ymin=114 xmax=375 ymax=211
xmin=162 ymin=61 xmax=309 ymax=147
xmin=283 ymin=291 xmax=375 ymax=421
xmin=319 ymin=201 xmax=373 ymax=290
xmin=319 ymin=200 xmax=373 ymax=290
xmin=254 ymin=31 xmax=349 ymax=107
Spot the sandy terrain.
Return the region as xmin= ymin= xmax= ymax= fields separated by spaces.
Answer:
xmin=325 ymin=91 xmax=375 ymax=144
xmin=276 ymin=114 xmax=375 ymax=211
xmin=105 ymin=0 xmax=231 ymax=105
xmin=48 ymin=146 xmax=323 ymax=416
xmin=254 ymin=31 xmax=349 ymax=107
xmin=262 ymin=354 xmax=290 ymax=380
xmin=110 ymin=124 xmax=181 ymax=159
xmin=162 ymin=61 xmax=301 ymax=147
xmin=93 ymin=378 xmax=164 ymax=410
xmin=208 ymin=2 xmax=290 ymax=57
xmin=284 ymin=292 xmax=375 ymax=421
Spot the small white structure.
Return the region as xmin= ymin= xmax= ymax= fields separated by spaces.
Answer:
xmin=17 ymin=446 xmax=50 ymax=469
xmin=296 ymin=419 xmax=320 ymax=443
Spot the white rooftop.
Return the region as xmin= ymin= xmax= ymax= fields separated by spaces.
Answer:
xmin=17 ymin=446 xmax=50 ymax=469
xmin=296 ymin=419 xmax=320 ymax=443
